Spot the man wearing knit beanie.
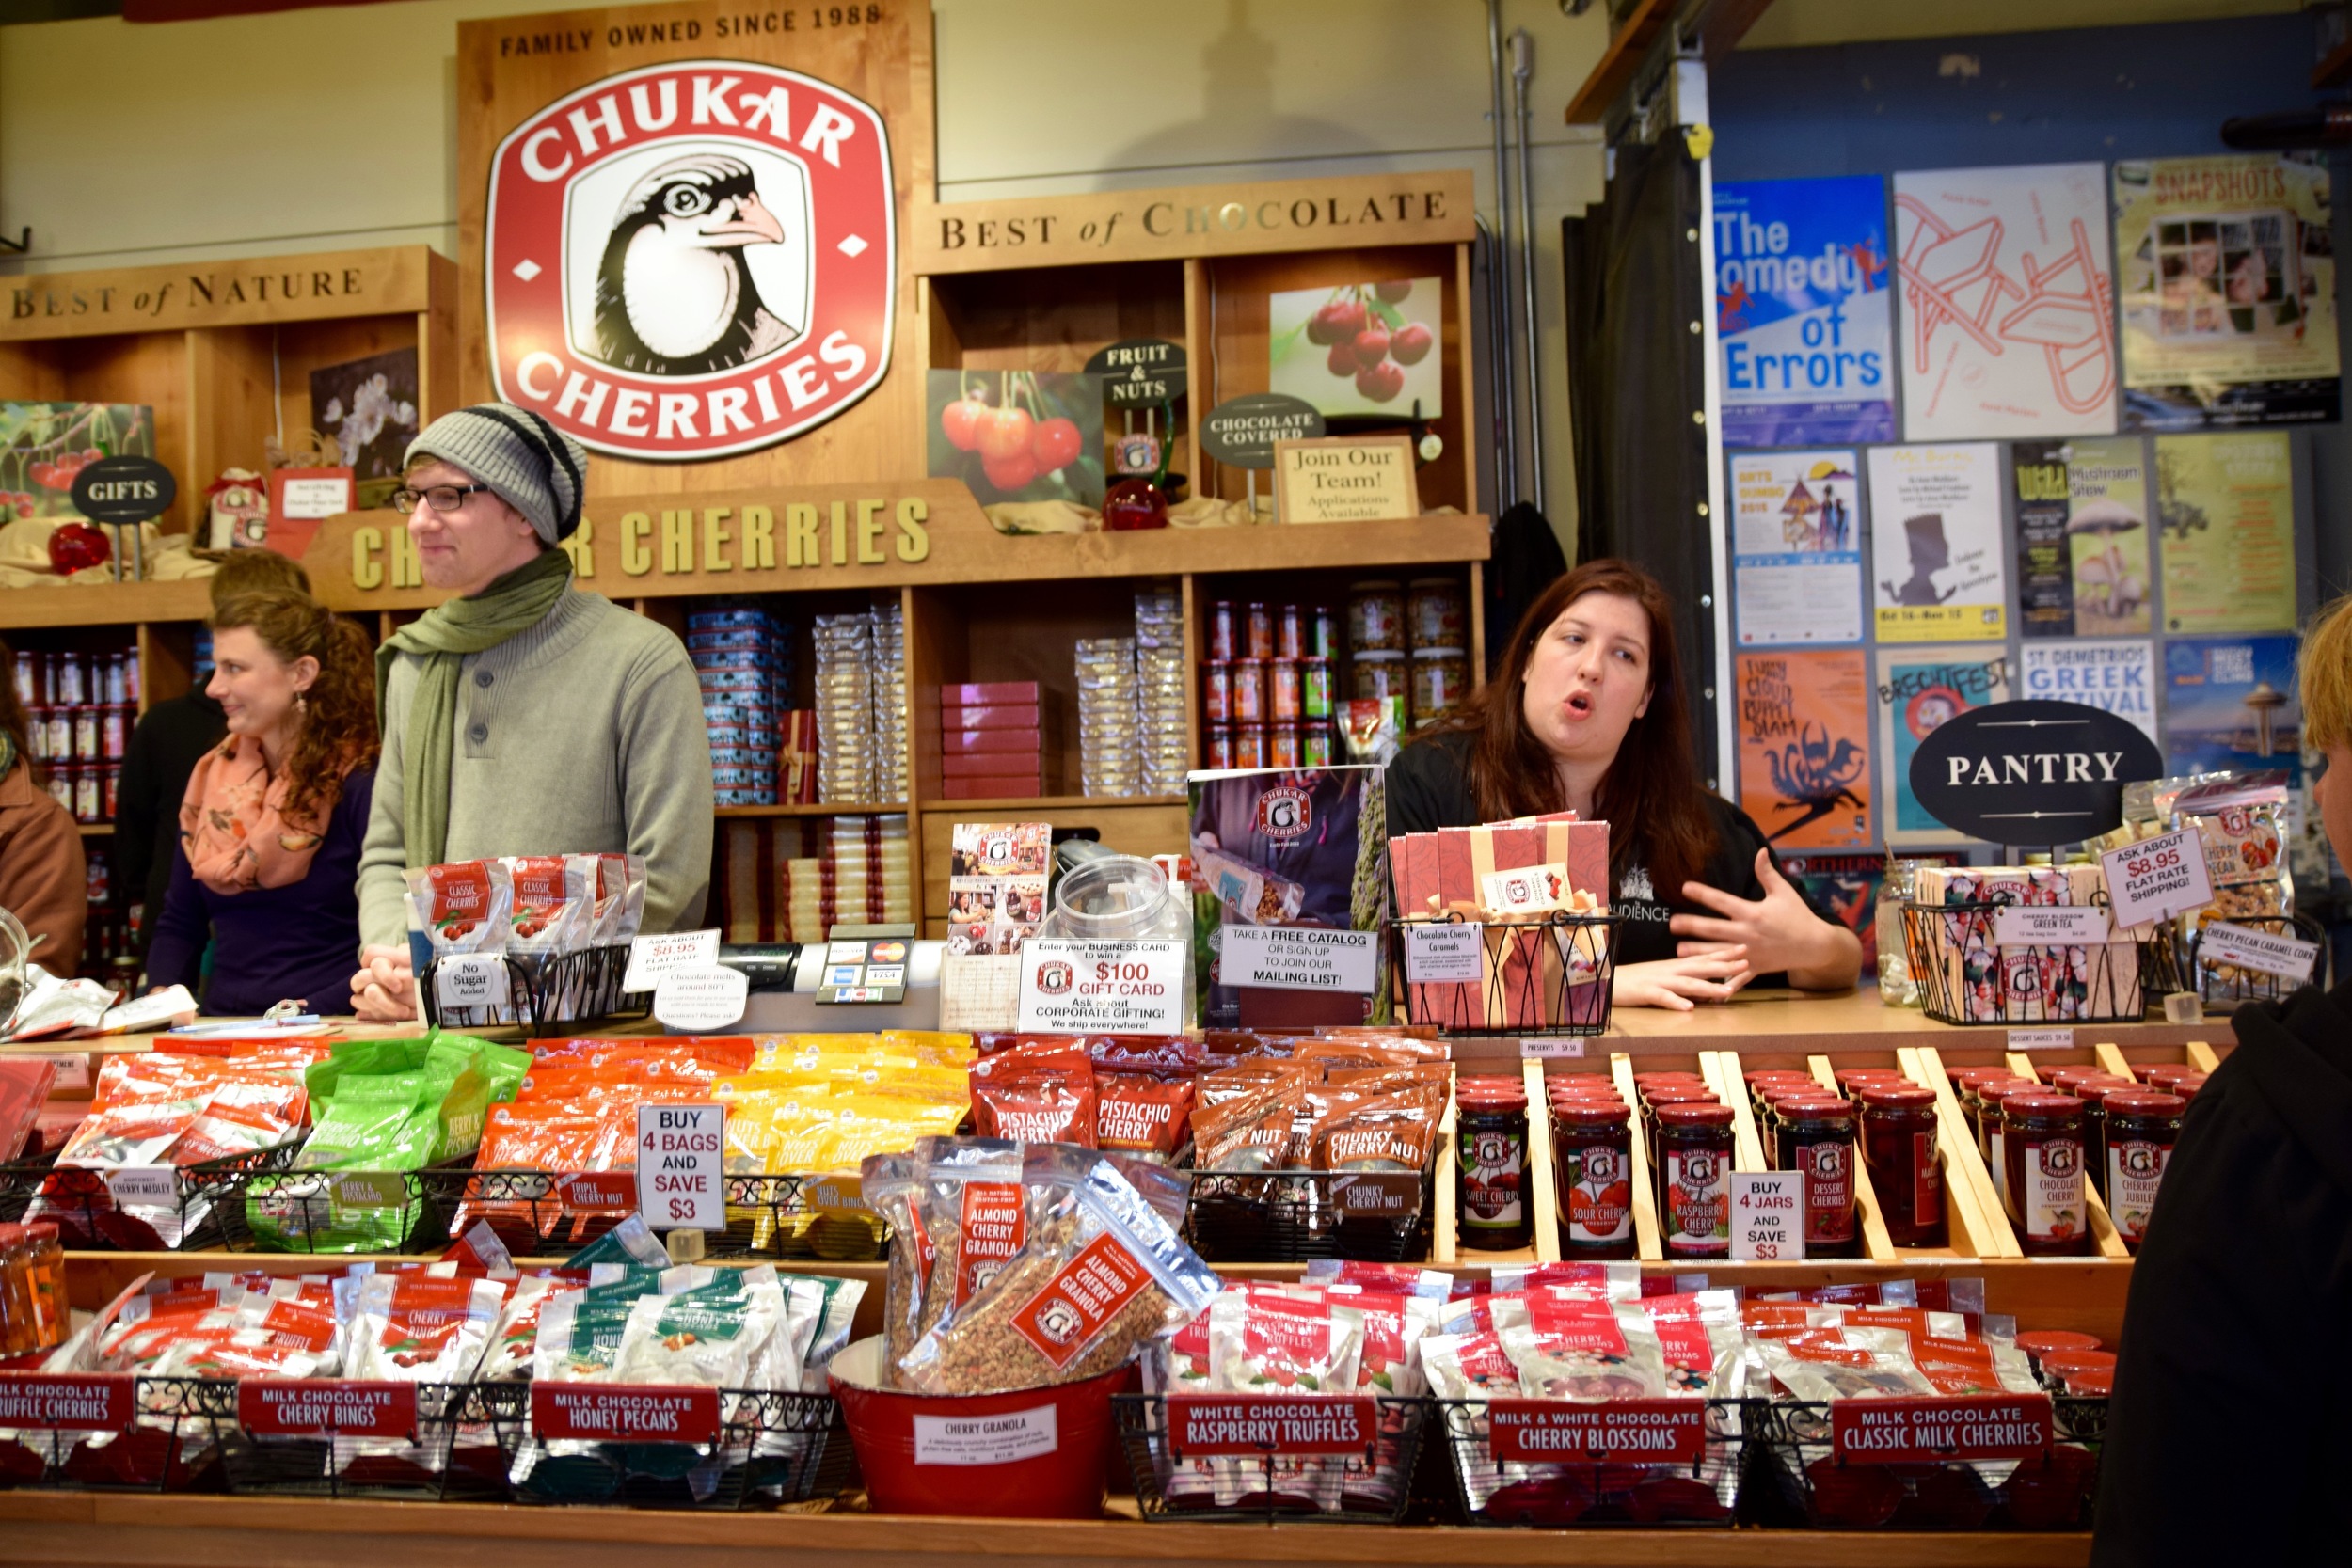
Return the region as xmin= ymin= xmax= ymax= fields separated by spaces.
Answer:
xmin=348 ymin=403 xmax=713 ymax=1021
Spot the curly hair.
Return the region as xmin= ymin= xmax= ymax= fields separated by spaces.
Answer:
xmin=0 ymin=636 xmax=32 ymax=783
xmin=207 ymin=590 xmax=380 ymax=827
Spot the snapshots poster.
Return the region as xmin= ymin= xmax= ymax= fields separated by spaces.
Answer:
xmin=2154 ymin=431 xmax=2297 ymax=633
xmin=2114 ymin=154 xmax=2341 ymax=430
xmin=1892 ymin=162 xmax=2119 ymax=441
xmin=1875 ymin=645 xmax=2012 ymax=844
xmin=2012 ymin=437 xmax=2153 ymax=639
xmin=1734 ymin=649 xmax=1872 ymax=848
xmin=1728 ymin=449 xmax=1866 ymax=645
xmin=1867 ymin=444 xmax=2009 ymax=642
xmin=1714 ymin=176 xmax=1895 ymax=448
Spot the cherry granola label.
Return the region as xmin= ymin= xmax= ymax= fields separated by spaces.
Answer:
xmin=955 ymin=1181 xmax=1027 ymax=1307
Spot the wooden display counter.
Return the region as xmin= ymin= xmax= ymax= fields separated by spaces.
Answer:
xmin=0 ymin=1491 xmax=2095 ymax=1568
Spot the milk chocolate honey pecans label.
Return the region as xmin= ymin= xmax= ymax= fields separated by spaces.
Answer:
xmin=486 ymin=59 xmax=895 ymax=460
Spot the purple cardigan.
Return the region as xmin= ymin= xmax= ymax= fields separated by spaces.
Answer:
xmin=148 ymin=769 xmax=375 ymax=1017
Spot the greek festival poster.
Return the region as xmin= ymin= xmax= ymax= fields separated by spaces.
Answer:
xmin=1713 ymin=176 xmax=1894 ymax=448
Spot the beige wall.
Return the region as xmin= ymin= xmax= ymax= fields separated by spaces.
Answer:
xmin=0 ymin=0 xmax=1609 ymax=521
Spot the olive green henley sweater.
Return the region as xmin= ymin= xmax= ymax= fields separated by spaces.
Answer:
xmin=357 ymin=587 xmax=715 ymax=952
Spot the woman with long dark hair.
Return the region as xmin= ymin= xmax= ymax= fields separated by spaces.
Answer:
xmin=1387 ymin=558 xmax=1861 ymax=1008
xmin=148 ymin=590 xmax=380 ymax=1015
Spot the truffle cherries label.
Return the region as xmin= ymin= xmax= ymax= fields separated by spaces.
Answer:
xmin=485 ymin=59 xmax=896 ymax=460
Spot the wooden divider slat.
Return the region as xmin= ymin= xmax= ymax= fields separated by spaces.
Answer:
xmin=1611 ymin=1053 xmax=1664 ymax=1261
xmin=2091 ymin=1041 xmax=2137 ymax=1080
xmin=1522 ymin=1057 xmax=1562 ymax=1263
xmin=2185 ymin=1040 xmax=2222 ymax=1073
xmin=1907 ymin=1046 xmax=2020 ymax=1260
xmin=1432 ymin=1086 xmax=1460 ymax=1267
xmin=1705 ymin=1050 xmax=1771 ymax=1172
xmin=1809 ymin=1055 xmax=1898 ymax=1261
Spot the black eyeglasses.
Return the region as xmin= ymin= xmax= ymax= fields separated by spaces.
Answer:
xmin=390 ymin=483 xmax=491 ymax=515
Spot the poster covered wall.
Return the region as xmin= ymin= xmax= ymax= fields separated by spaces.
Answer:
xmin=1728 ymin=449 xmax=1866 ymax=645
xmin=2154 ymin=431 xmax=2296 ymax=633
xmin=1714 ymin=176 xmax=1895 ymax=448
xmin=1867 ymin=444 xmax=2009 ymax=642
xmin=1875 ymin=645 xmax=2012 ymax=844
xmin=2114 ymin=153 xmax=2340 ymax=430
xmin=2012 ymin=437 xmax=2152 ymax=639
xmin=1734 ymin=649 xmax=1873 ymax=847
xmin=2021 ymin=639 xmax=2159 ymax=742
xmin=1893 ymin=163 xmax=2117 ymax=440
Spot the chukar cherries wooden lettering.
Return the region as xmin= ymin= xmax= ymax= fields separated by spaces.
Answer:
xmin=1906 ymin=699 xmax=2163 ymax=846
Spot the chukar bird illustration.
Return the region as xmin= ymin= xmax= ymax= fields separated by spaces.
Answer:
xmin=594 ymin=154 xmax=792 ymax=375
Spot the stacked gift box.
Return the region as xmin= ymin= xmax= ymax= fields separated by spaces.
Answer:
xmin=779 ymin=814 xmax=913 ymax=941
xmin=1389 ymin=814 xmax=1613 ymax=1031
xmin=936 ymin=681 xmax=1055 ymax=800
xmin=1135 ymin=587 xmax=1187 ymax=795
xmin=688 ymin=603 xmax=795 ymax=808
xmin=813 ymin=605 xmax=909 ymax=804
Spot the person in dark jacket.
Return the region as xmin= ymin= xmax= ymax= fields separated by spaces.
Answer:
xmin=2092 ymin=594 xmax=2352 ymax=1565
xmin=147 ymin=589 xmax=377 ymax=1016
xmin=117 ymin=549 xmax=310 ymax=972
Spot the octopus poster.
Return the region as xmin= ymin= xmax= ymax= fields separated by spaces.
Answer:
xmin=1727 ymin=449 xmax=1866 ymax=645
xmin=1734 ymin=650 xmax=1872 ymax=848
xmin=1875 ymin=645 xmax=2012 ymax=845
xmin=1867 ymin=444 xmax=2009 ymax=642
xmin=2154 ymin=431 xmax=2297 ymax=634
xmin=1893 ymin=162 xmax=2117 ymax=440
xmin=2114 ymin=154 xmax=2340 ymax=431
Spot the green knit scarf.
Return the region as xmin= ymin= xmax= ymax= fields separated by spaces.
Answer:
xmin=375 ymin=549 xmax=573 ymax=868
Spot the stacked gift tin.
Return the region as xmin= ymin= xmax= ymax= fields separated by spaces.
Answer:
xmin=688 ymin=604 xmax=794 ymax=808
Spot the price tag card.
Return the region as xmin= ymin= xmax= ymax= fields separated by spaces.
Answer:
xmin=2007 ymin=1028 xmax=2074 ymax=1052
xmin=555 ymin=1172 xmax=637 ymax=1213
xmin=0 ymin=1373 xmax=133 ymax=1432
xmin=653 ymin=967 xmax=748 ymax=1032
xmin=434 ymin=954 xmax=509 ymax=1011
xmin=1730 ymin=1170 xmax=1805 ymax=1260
xmin=913 ymin=1403 xmax=1060 ymax=1465
xmin=637 ymin=1102 xmax=724 ymax=1231
xmin=1487 ymin=1399 xmax=1707 ymax=1465
xmin=622 ymin=928 xmax=720 ymax=993
xmin=99 ymin=986 xmax=198 ymax=1033
xmin=1992 ymin=905 xmax=2109 ymax=945
xmin=1403 ymin=922 xmax=1483 ymax=983
xmin=34 ymin=1053 xmax=89 ymax=1093
xmin=1016 ymin=939 xmax=1185 ymax=1033
xmin=1519 ymin=1037 xmax=1587 ymax=1060
xmin=104 ymin=1166 xmax=178 ymax=1208
xmin=2200 ymin=922 xmax=2320 ymax=986
xmin=1217 ymin=924 xmax=1378 ymax=993
xmin=239 ymin=1380 xmax=417 ymax=1439
xmin=532 ymin=1384 xmax=721 ymax=1444
xmin=1166 ymin=1395 xmax=1377 ymax=1457
xmin=1830 ymin=1393 xmax=2052 ymax=1464
xmin=2100 ymin=828 xmax=2213 ymax=931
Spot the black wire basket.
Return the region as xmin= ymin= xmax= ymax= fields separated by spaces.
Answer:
xmin=419 ymin=943 xmax=650 ymax=1037
xmin=0 ymin=1141 xmax=302 ymax=1252
xmin=0 ymin=1375 xmax=237 ymax=1493
xmin=217 ymin=1381 xmax=524 ymax=1503
xmin=508 ymin=1387 xmax=850 ymax=1510
xmin=1433 ymin=1396 xmax=1754 ymax=1528
xmin=1114 ymin=1392 xmax=1431 ymax=1524
xmin=418 ymin=1168 xmax=890 ymax=1262
xmin=2187 ymin=911 xmax=2328 ymax=1006
xmin=1900 ymin=898 xmax=2149 ymax=1025
xmin=1750 ymin=1394 xmax=2106 ymax=1531
xmin=219 ymin=1157 xmax=469 ymax=1256
xmin=1390 ymin=913 xmax=1617 ymax=1037
xmin=1183 ymin=1154 xmax=1434 ymax=1264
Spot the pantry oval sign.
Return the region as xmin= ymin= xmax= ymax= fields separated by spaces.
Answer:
xmin=485 ymin=57 xmax=896 ymax=461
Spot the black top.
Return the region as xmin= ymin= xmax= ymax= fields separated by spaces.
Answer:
xmin=2091 ymin=978 xmax=2352 ymax=1564
xmin=113 ymin=691 xmax=226 ymax=965
xmin=1384 ymin=729 xmax=1835 ymax=975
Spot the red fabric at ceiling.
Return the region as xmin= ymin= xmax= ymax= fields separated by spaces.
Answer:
xmin=123 ymin=0 xmax=402 ymax=20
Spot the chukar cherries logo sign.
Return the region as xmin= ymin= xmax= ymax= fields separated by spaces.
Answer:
xmin=486 ymin=60 xmax=895 ymax=461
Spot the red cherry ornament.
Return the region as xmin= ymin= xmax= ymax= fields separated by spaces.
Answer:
xmin=1102 ymin=478 xmax=1168 ymax=531
xmin=47 ymin=520 xmax=112 ymax=574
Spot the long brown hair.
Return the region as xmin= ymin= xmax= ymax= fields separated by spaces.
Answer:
xmin=208 ymin=591 xmax=380 ymax=827
xmin=1422 ymin=558 xmax=1718 ymax=893
xmin=0 ymin=637 xmax=31 ymax=782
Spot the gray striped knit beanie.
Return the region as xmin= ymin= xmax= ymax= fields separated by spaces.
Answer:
xmin=404 ymin=403 xmax=588 ymax=546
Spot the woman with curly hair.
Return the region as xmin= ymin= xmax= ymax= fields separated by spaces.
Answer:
xmin=148 ymin=590 xmax=378 ymax=1015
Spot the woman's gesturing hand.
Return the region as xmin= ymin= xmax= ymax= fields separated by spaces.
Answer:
xmin=1671 ymin=849 xmax=1862 ymax=990
xmin=1612 ymin=949 xmax=1755 ymax=1011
